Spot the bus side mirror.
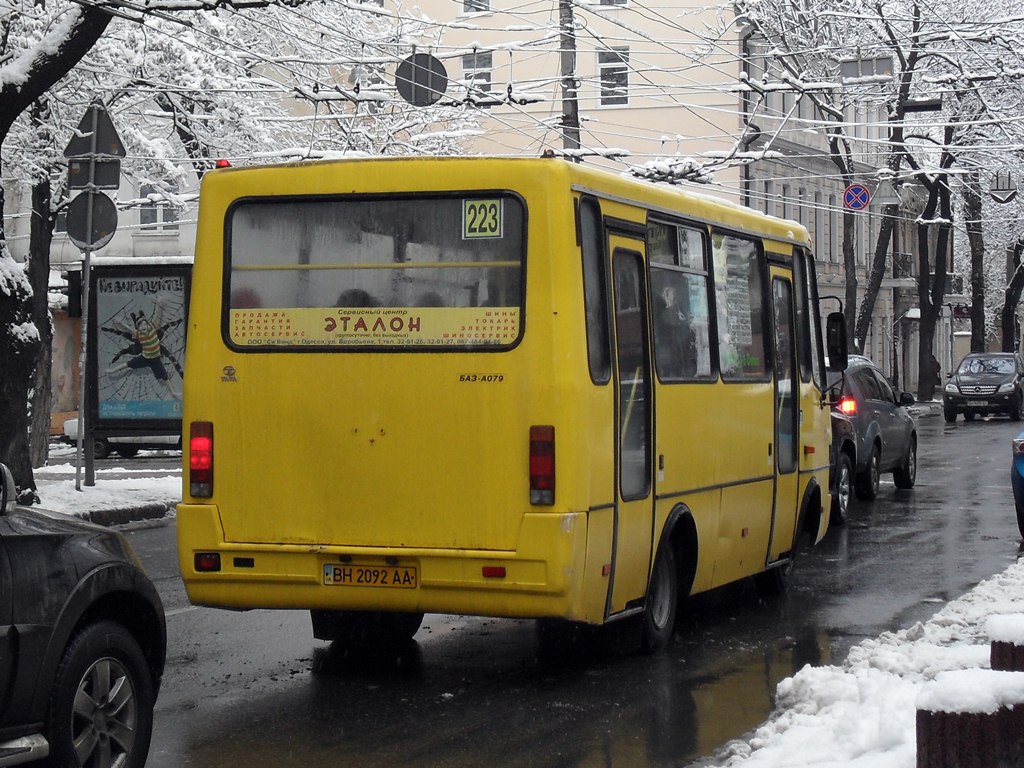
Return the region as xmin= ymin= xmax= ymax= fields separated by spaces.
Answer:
xmin=825 ymin=312 xmax=848 ymax=372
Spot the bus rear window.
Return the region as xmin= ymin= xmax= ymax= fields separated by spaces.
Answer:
xmin=225 ymin=194 xmax=525 ymax=349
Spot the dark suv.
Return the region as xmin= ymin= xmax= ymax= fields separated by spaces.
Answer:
xmin=0 ymin=463 xmax=165 ymax=768
xmin=943 ymin=352 xmax=1024 ymax=423
xmin=829 ymin=355 xmax=917 ymax=501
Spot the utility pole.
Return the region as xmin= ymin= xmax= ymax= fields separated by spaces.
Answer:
xmin=559 ymin=0 xmax=581 ymax=155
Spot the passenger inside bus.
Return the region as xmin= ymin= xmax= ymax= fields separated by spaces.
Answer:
xmin=336 ymin=288 xmax=379 ymax=307
xmin=654 ymin=283 xmax=697 ymax=379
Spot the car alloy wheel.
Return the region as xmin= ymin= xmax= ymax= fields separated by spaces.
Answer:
xmin=831 ymin=452 xmax=854 ymax=525
xmin=47 ymin=621 xmax=155 ymax=768
xmin=894 ymin=438 xmax=917 ymax=489
xmin=855 ymin=445 xmax=880 ymax=501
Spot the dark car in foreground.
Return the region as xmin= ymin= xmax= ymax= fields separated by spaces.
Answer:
xmin=829 ymin=355 xmax=917 ymax=502
xmin=943 ymin=352 xmax=1024 ymax=423
xmin=0 ymin=463 xmax=165 ymax=768
xmin=1011 ymin=432 xmax=1024 ymax=538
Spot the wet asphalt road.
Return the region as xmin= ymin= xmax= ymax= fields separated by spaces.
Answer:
xmin=123 ymin=412 xmax=1024 ymax=768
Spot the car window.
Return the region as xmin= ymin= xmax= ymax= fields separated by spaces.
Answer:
xmin=872 ymin=369 xmax=895 ymax=402
xmin=852 ymin=367 xmax=882 ymax=400
xmin=961 ymin=357 xmax=1015 ymax=375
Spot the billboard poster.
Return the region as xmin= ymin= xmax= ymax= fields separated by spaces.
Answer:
xmin=89 ymin=264 xmax=189 ymax=429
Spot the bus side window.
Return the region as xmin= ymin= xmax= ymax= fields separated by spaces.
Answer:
xmin=579 ymin=197 xmax=611 ymax=384
xmin=651 ymin=271 xmax=697 ymax=380
xmin=648 ymin=221 xmax=713 ymax=382
xmin=712 ymin=232 xmax=768 ymax=380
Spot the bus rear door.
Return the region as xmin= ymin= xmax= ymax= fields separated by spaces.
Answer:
xmin=768 ymin=268 xmax=800 ymax=563
xmin=608 ymin=235 xmax=655 ymax=614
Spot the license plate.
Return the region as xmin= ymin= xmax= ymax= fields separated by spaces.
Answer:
xmin=967 ymin=400 xmax=988 ymax=407
xmin=322 ymin=563 xmax=417 ymax=589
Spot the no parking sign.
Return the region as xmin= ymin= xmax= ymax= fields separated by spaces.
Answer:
xmin=843 ymin=183 xmax=871 ymax=211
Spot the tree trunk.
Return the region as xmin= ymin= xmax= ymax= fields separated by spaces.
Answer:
xmin=916 ymin=172 xmax=951 ymax=403
xmin=1001 ymin=240 xmax=1024 ymax=352
xmin=854 ymin=207 xmax=897 ymax=351
xmin=827 ymin=135 xmax=858 ymax=350
xmin=0 ymin=5 xmax=112 ymax=496
xmin=964 ymin=173 xmax=986 ymax=352
xmin=842 ymin=210 xmax=858 ymax=348
xmin=28 ymin=175 xmax=55 ymax=469
xmin=0 ymin=180 xmax=41 ymax=503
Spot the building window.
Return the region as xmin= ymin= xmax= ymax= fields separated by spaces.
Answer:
xmin=781 ymin=183 xmax=791 ymax=220
xmin=600 ymin=0 xmax=627 ymax=5
xmin=829 ymin=194 xmax=838 ymax=263
xmin=856 ymin=212 xmax=866 ymax=266
xmin=814 ymin=191 xmax=824 ymax=258
xmin=599 ymin=48 xmax=629 ymax=106
xmin=763 ymin=180 xmax=774 ymax=217
xmin=462 ymin=51 xmax=493 ymax=107
xmin=140 ymin=183 xmax=179 ymax=232
xmin=463 ymin=0 xmax=488 ymax=12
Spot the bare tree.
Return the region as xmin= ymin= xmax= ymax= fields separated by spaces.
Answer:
xmin=0 ymin=0 xmax=478 ymax=498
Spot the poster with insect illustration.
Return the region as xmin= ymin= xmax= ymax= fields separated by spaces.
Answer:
xmin=91 ymin=264 xmax=190 ymax=426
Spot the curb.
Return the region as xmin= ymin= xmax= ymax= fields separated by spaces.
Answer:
xmin=85 ymin=502 xmax=175 ymax=527
xmin=908 ymin=402 xmax=943 ymax=418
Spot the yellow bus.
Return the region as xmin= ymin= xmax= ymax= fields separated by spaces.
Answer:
xmin=177 ymin=155 xmax=846 ymax=651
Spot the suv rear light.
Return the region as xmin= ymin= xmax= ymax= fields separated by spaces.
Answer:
xmin=190 ymin=421 xmax=214 ymax=497
xmin=530 ymin=425 xmax=555 ymax=505
xmin=1014 ymin=439 xmax=1024 ymax=456
xmin=837 ymin=396 xmax=857 ymax=416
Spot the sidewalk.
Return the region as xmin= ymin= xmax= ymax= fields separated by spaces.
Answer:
xmin=908 ymin=399 xmax=943 ymax=418
xmin=33 ymin=444 xmax=180 ymax=525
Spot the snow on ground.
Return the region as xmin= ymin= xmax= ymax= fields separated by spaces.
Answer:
xmin=698 ymin=555 xmax=1024 ymax=768
xmin=29 ymin=442 xmax=1024 ymax=768
xmin=34 ymin=443 xmax=180 ymax=515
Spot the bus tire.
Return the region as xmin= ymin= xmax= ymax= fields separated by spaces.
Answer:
xmin=754 ymin=562 xmax=791 ymax=597
xmin=311 ymin=610 xmax=423 ymax=647
xmin=640 ymin=544 xmax=678 ymax=653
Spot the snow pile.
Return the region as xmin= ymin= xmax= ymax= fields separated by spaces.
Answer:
xmin=34 ymin=446 xmax=180 ymax=516
xmin=711 ymin=558 xmax=1024 ymax=768
xmin=35 ymin=473 xmax=181 ymax=515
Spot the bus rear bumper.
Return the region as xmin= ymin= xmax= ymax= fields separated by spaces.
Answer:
xmin=176 ymin=503 xmax=596 ymax=621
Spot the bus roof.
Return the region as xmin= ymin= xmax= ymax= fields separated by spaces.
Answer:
xmin=205 ymin=155 xmax=812 ymax=250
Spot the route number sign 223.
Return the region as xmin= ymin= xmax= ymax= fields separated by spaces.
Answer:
xmin=463 ymin=199 xmax=503 ymax=239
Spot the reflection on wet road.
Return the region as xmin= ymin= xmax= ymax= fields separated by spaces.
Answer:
xmin=131 ymin=414 xmax=1023 ymax=768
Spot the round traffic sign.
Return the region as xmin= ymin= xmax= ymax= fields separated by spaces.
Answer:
xmin=843 ymin=183 xmax=871 ymax=211
xmin=395 ymin=53 xmax=448 ymax=106
xmin=66 ymin=191 xmax=117 ymax=250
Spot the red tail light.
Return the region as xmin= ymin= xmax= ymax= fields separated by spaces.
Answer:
xmin=190 ymin=421 xmax=214 ymax=497
xmin=838 ymin=396 xmax=857 ymax=416
xmin=530 ymin=425 xmax=555 ymax=505
xmin=194 ymin=552 xmax=221 ymax=572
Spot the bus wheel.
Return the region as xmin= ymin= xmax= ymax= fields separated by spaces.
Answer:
xmin=311 ymin=610 xmax=423 ymax=646
xmin=754 ymin=561 xmax=791 ymax=597
xmin=640 ymin=545 xmax=678 ymax=653
xmin=381 ymin=611 xmax=424 ymax=642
